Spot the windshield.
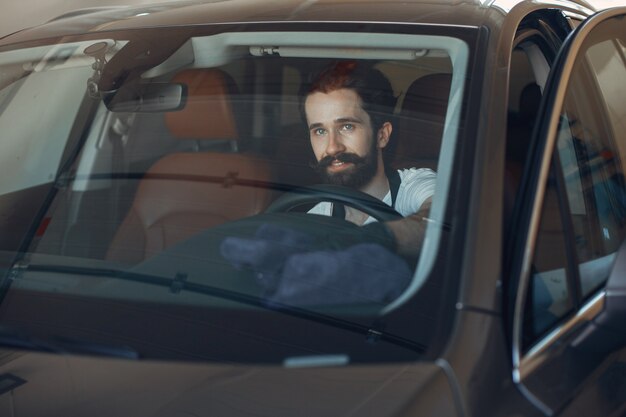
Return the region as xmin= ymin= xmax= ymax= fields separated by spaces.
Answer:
xmin=0 ymin=25 xmax=476 ymax=364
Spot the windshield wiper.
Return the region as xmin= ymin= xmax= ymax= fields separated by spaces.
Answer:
xmin=0 ymin=325 xmax=139 ymax=359
xmin=14 ymin=263 xmax=426 ymax=354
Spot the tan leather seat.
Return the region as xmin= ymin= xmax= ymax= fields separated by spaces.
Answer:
xmin=392 ymin=73 xmax=452 ymax=170
xmin=106 ymin=69 xmax=274 ymax=264
xmin=165 ymin=69 xmax=240 ymax=142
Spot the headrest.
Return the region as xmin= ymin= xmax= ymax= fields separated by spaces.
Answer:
xmin=401 ymin=73 xmax=452 ymax=119
xmin=392 ymin=73 xmax=452 ymax=168
xmin=165 ymin=69 xmax=238 ymax=140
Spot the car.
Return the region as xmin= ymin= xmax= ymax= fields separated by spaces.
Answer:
xmin=0 ymin=0 xmax=624 ymax=415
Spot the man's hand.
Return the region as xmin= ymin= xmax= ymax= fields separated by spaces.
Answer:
xmin=385 ymin=197 xmax=432 ymax=260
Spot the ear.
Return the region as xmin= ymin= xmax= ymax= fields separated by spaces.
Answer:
xmin=377 ymin=122 xmax=393 ymax=149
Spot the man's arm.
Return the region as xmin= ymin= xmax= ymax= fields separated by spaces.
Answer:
xmin=384 ymin=197 xmax=432 ymax=261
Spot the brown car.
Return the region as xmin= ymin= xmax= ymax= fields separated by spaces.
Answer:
xmin=0 ymin=0 xmax=624 ymax=416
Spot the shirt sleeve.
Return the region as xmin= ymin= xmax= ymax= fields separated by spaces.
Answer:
xmin=395 ymin=168 xmax=437 ymax=216
xmin=307 ymin=201 xmax=332 ymax=216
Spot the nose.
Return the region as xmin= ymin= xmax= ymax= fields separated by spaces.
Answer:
xmin=324 ymin=130 xmax=346 ymax=157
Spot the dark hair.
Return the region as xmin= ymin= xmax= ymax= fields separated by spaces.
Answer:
xmin=301 ymin=61 xmax=397 ymax=134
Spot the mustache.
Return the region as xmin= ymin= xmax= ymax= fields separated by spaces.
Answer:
xmin=314 ymin=152 xmax=367 ymax=169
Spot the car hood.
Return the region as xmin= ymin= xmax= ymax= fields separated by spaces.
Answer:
xmin=0 ymin=349 xmax=459 ymax=416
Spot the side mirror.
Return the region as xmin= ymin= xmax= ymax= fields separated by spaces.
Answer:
xmin=103 ymin=82 xmax=187 ymax=113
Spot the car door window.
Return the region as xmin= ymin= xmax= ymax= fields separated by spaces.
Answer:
xmin=514 ymin=10 xmax=626 ymax=415
xmin=522 ymin=166 xmax=575 ymax=348
xmin=558 ymin=89 xmax=625 ymax=300
xmin=522 ymin=11 xmax=626 ymax=352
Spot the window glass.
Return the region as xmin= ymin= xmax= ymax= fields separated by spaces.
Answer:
xmin=523 ymin=169 xmax=575 ymax=351
xmin=0 ymin=27 xmax=476 ymax=363
xmin=521 ymin=17 xmax=626 ymax=349
xmin=0 ymin=64 xmax=92 ymax=195
xmin=587 ymin=38 xmax=626 ymax=168
xmin=557 ymin=30 xmax=626 ymax=298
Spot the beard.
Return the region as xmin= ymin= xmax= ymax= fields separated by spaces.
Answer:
xmin=313 ymin=143 xmax=378 ymax=189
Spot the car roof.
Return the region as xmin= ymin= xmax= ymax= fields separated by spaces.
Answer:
xmin=0 ymin=0 xmax=596 ymax=46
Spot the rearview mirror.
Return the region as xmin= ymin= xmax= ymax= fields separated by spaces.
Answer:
xmin=104 ymin=82 xmax=187 ymax=113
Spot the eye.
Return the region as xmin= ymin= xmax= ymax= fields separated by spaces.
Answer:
xmin=340 ymin=123 xmax=355 ymax=132
xmin=312 ymin=128 xmax=327 ymax=136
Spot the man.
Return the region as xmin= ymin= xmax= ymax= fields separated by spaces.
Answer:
xmin=220 ymin=61 xmax=436 ymax=304
xmin=304 ymin=61 xmax=436 ymax=259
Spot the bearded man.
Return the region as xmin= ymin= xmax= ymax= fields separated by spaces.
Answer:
xmin=304 ymin=61 xmax=436 ymax=258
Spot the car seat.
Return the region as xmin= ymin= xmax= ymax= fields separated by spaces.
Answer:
xmin=391 ymin=73 xmax=452 ymax=171
xmin=106 ymin=69 xmax=274 ymax=264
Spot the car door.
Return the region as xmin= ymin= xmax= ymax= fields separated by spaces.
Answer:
xmin=508 ymin=7 xmax=626 ymax=417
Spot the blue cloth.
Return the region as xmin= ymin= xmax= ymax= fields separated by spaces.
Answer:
xmin=219 ymin=224 xmax=411 ymax=306
xmin=220 ymin=223 xmax=314 ymax=293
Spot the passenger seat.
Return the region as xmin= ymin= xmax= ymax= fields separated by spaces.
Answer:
xmin=106 ymin=69 xmax=274 ymax=264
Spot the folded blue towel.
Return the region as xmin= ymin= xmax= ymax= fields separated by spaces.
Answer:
xmin=271 ymin=243 xmax=411 ymax=306
xmin=220 ymin=224 xmax=411 ymax=306
xmin=219 ymin=223 xmax=314 ymax=291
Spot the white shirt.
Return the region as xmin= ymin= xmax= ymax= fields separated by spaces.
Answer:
xmin=307 ymin=168 xmax=436 ymax=224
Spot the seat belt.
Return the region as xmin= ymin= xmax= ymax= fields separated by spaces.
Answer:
xmin=331 ymin=169 xmax=401 ymax=219
xmin=387 ymin=168 xmax=401 ymax=206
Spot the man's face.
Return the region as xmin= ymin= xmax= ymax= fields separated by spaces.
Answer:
xmin=305 ymin=88 xmax=383 ymax=189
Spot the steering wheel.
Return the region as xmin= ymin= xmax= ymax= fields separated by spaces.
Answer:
xmin=266 ymin=184 xmax=403 ymax=222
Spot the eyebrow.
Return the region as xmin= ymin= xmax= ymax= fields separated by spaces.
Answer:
xmin=335 ymin=117 xmax=363 ymax=124
xmin=308 ymin=117 xmax=364 ymax=130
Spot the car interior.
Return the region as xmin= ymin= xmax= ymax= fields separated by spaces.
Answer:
xmin=0 ymin=32 xmax=473 ymax=359
xmin=29 ymin=35 xmax=457 ymax=269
